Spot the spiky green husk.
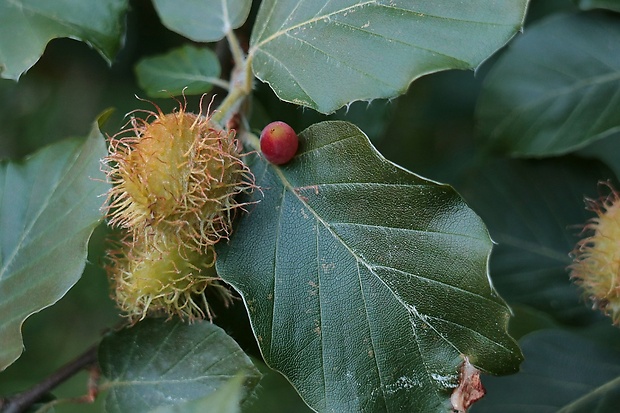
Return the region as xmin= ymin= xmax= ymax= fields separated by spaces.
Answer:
xmin=570 ymin=184 xmax=620 ymax=325
xmin=108 ymin=230 xmax=231 ymax=322
xmin=104 ymin=106 xmax=255 ymax=248
xmin=103 ymin=103 xmax=255 ymax=322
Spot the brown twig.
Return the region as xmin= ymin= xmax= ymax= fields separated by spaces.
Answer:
xmin=1 ymin=345 xmax=99 ymax=413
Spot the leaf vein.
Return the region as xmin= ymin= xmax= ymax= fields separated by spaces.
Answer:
xmin=251 ymin=1 xmax=378 ymax=50
xmin=253 ymin=48 xmax=316 ymax=107
xmin=331 ymin=221 xmax=486 ymax=242
xmin=283 ymin=31 xmax=396 ymax=89
xmin=369 ymin=264 xmax=502 ymax=308
xmin=357 ymin=260 xmax=389 ymax=412
xmin=424 ymin=315 xmax=515 ymax=355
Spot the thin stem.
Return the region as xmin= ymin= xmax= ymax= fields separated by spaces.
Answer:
xmin=211 ymin=28 xmax=255 ymax=126
xmin=212 ymin=82 xmax=247 ymax=125
xmin=226 ymin=29 xmax=245 ymax=69
xmin=1 ymin=345 xmax=99 ymax=413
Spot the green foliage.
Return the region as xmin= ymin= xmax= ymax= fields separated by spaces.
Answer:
xmin=151 ymin=0 xmax=252 ymax=42
xmin=476 ymin=12 xmax=620 ymax=156
xmin=576 ymin=0 xmax=620 ymax=12
xmin=217 ymin=121 xmax=521 ymax=411
xmin=0 ymin=124 xmax=109 ymax=371
xmin=135 ymin=45 xmax=223 ymax=98
xmin=99 ymin=319 xmax=261 ymax=413
xmin=0 ymin=0 xmax=128 ymax=80
xmin=473 ymin=329 xmax=620 ymax=412
xmin=2 ymin=0 xmax=620 ymax=412
xmin=149 ymin=375 xmax=246 ymax=413
xmin=459 ymin=157 xmax=615 ymax=324
xmin=248 ymin=0 xmax=528 ymax=113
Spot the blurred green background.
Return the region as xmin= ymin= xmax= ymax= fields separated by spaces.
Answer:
xmin=3 ymin=0 xmax=618 ymax=412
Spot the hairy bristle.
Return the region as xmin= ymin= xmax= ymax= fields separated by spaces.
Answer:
xmin=101 ymin=99 xmax=256 ymax=322
xmin=570 ymin=182 xmax=620 ymax=325
xmin=103 ymin=108 xmax=256 ymax=248
xmin=106 ymin=230 xmax=232 ymax=323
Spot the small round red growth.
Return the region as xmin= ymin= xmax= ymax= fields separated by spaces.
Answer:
xmin=260 ymin=121 xmax=299 ymax=165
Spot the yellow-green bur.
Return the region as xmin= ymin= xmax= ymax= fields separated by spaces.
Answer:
xmin=113 ymin=232 xmax=219 ymax=321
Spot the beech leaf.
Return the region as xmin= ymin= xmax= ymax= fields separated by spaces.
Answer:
xmin=459 ymin=157 xmax=616 ymax=324
xmin=474 ymin=330 xmax=620 ymax=413
xmin=218 ymin=121 xmax=522 ymax=413
xmin=99 ymin=319 xmax=261 ymax=413
xmin=249 ymin=0 xmax=528 ymax=113
xmin=0 ymin=0 xmax=128 ymax=80
xmin=152 ymin=0 xmax=252 ymax=42
xmin=476 ymin=12 xmax=620 ymax=156
xmin=149 ymin=375 xmax=246 ymax=413
xmin=135 ymin=45 xmax=223 ymax=97
xmin=0 ymin=124 xmax=109 ymax=371
xmin=576 ymin=0 xmax=620 ymax=12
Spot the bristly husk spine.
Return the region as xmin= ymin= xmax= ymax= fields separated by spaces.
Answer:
xmin=106 ymin=229 xmax=231 ymax=322
xmin=102 ymin=100 xmax=256 ymax=323
xmin=570 ymin=181 xmax=620 ymax=325
xmin=104 ymin=104 xmax=255 ymax=248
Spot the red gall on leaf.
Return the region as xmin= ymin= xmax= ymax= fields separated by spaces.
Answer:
xmin=260 ymin=121 xmax=299 ymax=165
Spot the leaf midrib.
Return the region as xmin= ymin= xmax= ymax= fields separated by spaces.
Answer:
xmin=255 ymin=118 xmax=496 ymax=312
xmin=143 ymin=66 xmax=223 ymax=85
xmin=105 ymin=374 xmax=241 ymax=388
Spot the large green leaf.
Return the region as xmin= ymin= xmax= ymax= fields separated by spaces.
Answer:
xmin=472 ymin=329 xmax=620 ymax=413
xmin=0 ymin=124 xmax=108 ymax=371
xmin=476 ymin=12 xmax=620 ymax=157
xmin=459 ymin=157 xmax=614 ymax=324
xmin=217 ymin=121 xmax=522 ymax=413
xmin=99 ymin=319 xmax=261 ymax=413
xmin=152 ymin=0 xmax=252 ymax=42
xmin=249 ymin=0 xmax=528 ymax=114
xmin=135 ymin=45 xmax=224 ymax=98
xmin=0 ymin=0 xmax=128 ymax=81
